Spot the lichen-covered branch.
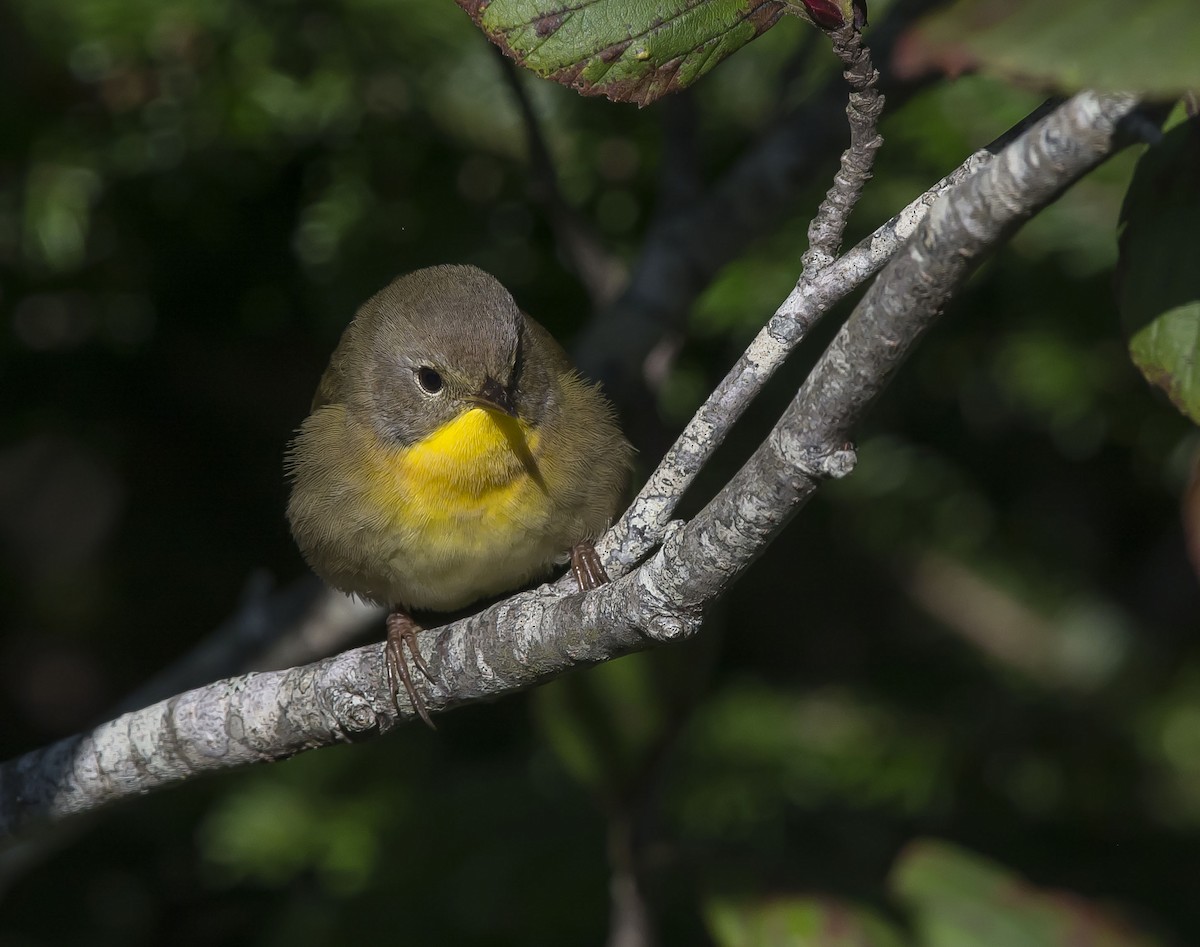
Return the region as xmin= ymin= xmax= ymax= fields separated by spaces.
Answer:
xmin=658 ymin=92 xmax=1140 ymax=606
xmin=598 ymin=98 xmax=1059 ymax=575
xmin=0 ymin=90 xmax=1141 ymax=843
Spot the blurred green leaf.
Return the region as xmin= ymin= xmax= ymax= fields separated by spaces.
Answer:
xmin=23 ymin=163 xmax=101 ymax=271
xmin=892 ymin=840 xmax=1162 ymax=947
xmin=706 ymin=895 xmax=907 ymax=947
xmin=1136 ymin=663 xmax=1200 ymax=826
xmin=534 ymin=653 xmax=671 ymax=797
xmin=1117 ymin=111 xmax=1200 ymax=424
xmin=455 ymin=0 xmax=788 ymax=106
xmin=199 ymin=777 xmax=386 ymax=894
xmin=909 ymin=0 xmax=1200 ymax=95
xmin=671 ymin=685 xmax=945 ymax=840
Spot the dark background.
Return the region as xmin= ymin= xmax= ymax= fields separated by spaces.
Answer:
xmin=1 ymin=0 xmax=1197 ymax=944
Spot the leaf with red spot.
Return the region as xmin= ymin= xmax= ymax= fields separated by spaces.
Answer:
xmin=456 ymin=0 xmax=801 ymax=106
xmin=892 ymin=840 xmax=1164 ymax=947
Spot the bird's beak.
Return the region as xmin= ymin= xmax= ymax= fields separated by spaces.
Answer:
xmin=470 ymin=376 xmax=517 ymax=417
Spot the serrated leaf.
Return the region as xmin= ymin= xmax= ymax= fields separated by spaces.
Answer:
xmin=456 ymin=0 xmax=788 ymax=106
xmin=706 ymin=895 xmax=907 ymax=947
xmin=1117 ymin=112 xmax=1200 ymax=424
xmin=903 ymin=0 xmax=1200 ymax=96
xmin=891 ymin=840 xmax=1162 ymax=947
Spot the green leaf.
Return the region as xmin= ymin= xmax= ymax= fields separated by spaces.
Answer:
xmin=907 ymin=0 xmax=1200 ymax=96
xmin=1117 ymin=111 xmax=1200 ymax=424
xmin=199 ymin=778 xmax=385 ymax=894
xmin=455 ymin=0 xmax=788 ymax=106
xmin=706 ymin=895 xmax=907 ymax=947
xmin=891 ymin=840 xmax=1163 ymax=947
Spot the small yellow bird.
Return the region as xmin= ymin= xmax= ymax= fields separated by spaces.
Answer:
xmin=286 ymin=265 xmax=632 ymax=725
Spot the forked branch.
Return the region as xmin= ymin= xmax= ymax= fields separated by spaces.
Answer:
xmin=0 ymin=91 xmax=1141 ymax=841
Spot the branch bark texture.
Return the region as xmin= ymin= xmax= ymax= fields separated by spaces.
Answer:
xmin=801 ymin=25 xmax=884 ymax=273
xmin=672 ymin=91 xmax=1141 ymax=607
xmin=0 ymin=90 xmax=1140 ymax=842
xmin=599 ymin=98 xmax=1060 ymax=574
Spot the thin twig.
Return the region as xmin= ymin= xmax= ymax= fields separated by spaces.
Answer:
xmin=597 ymin=98 xmax=1060 ymax=574
xmin=655 ymin=91 xmax=1140 ymax=617
xmin=572 ymin=0 xmax=941 ymax=410
xmin=606 ymin=814 xmax=654 ymax=947
xmin=801 ymin=26 xmax=885 ymax=273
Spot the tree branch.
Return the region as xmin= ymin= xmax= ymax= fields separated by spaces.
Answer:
xmin=664 ymin=90 xmax=1141 ymax=609
xmin=598 ymin=97 xmax=1059 ymax=574
xmin=573 ymin=0 xmax=941 ymax=407
xmin=117 ymin=576 xmax=381 ymax=716
xmin=801 ymin=25 xmax=884 ymax=273
xmin=0 ymin=90 xmax=1141 ymax=843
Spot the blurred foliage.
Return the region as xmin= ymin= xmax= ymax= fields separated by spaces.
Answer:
xmin=1118 ymin=105 xmax=1200 ymax=425
xmin=892 ymin=841 xmax=1164 ymax=947
xmin=1 ymin=0 xmax=1198 ymax=945
xmin=703 ymin=840 xmax=1164 ymax=946
xmin=706 ymin=893 xmax=905 ymax=946
xmin=908 ymin=0 xmax=1200 ymax=95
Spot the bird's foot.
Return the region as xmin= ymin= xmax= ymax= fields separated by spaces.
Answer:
xmin=385 ymin=609 xmax=436 ymax=729
xmin=570 ymin=539 xmax=609 ymax=591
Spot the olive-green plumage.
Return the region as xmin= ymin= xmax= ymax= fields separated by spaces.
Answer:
xmin=286 ymin=265 xmax=632 ymax=613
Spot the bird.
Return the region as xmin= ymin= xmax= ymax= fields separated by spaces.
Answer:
xmin=285 ymin=264 xmax=633 ymax=726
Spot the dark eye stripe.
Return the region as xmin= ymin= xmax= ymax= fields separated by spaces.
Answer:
xmin=417 ymin=366 xmax=443 ymax=394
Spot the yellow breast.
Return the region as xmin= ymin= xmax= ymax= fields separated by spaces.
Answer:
xmin=364 ymin=406 xmax=544 ymax=516
xmin=354 ymin=406 xmax=560 ymax=608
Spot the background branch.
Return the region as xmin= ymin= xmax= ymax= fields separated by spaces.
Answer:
xmin=118 ymin=576 xmax=381 ymax=716
xmin=496 ymin=50 xmax=626 ymax=308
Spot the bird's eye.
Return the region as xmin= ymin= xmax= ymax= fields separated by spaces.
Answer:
xmin=416 ymin=366 xmax=444 ymax=394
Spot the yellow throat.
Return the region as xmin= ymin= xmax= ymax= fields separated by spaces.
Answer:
xmin=364 ymin=406 xmax=546 ymax=527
